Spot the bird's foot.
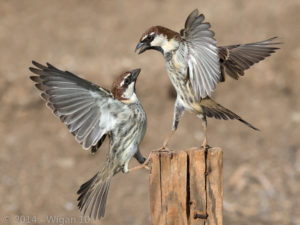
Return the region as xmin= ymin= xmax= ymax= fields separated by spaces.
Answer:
xmin=155 ymin=138 xmax=172 ymax=152
xmin=155 ymin=144 xmax=170 ymax=152
xmin=201 ymin=144 xmax=210 ymax=151
xmin=128 ymin=163 xmax=150 ymax=172
xmin=158 ymin=131 xmax=175 ymax=152
xmin=128 ymin=153 xmax=153 ymax=172
xmin=201 ymin=139 xmax=210 ymax=150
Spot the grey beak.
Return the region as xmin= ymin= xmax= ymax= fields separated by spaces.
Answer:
xmin=135 ymin=42 xmax=143 ymax=52
xmin=131 ymin=68 xmax=141 ymax=80
xmin=135 ymin=42 xmax=149 ymax=54
xmin=135 ymin=42 xmax=164 ymax=55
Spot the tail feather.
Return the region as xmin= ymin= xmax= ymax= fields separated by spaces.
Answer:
xmin=200 ymin=97 xmax=259 ymax=131
xmin=98 ymin=181 xmax=111 ymax=218
xmin=77 ymin=169 xmax=113 ymax=220
xmin=88 ymin=184 xmax=102 ymax=218
xmin=237 ymin=117 xmax=259 ymax=131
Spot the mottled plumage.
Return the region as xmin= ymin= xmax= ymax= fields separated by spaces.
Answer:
xmin=30 ymin=62 xmax=147 ymax=219
xmin=136 ymin=9 xmax=280 ymax=98
xmin=135 ymin=9 xmax=272 ymax=147
xmin=165 ymin=60 xmax=258 ymax=132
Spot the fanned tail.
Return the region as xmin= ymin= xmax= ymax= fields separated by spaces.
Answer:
xmin=77 ymin=167 xmax=113 ymax=220
xmin=200 ymin=97 xmax=259 ymax=131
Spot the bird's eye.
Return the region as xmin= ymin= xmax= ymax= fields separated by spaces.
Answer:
xmin=124 ymin=78 xmax=130 ymax=85
xmin=146 ymin=35 xmax=154 ymax=42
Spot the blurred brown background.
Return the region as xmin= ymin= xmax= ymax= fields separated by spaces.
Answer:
xmin=0 ymin=0 xmax=299 ymax=224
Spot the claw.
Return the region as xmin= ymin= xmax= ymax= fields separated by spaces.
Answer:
xmin=129 ymin=152 xmax=153 ymax=172
xmin=156 ymin=145 xmax=170 ymax=152
xmin=201 ymin=144 xmax=210 ymax=151
xmin=161 ymin=143 xmax=169 ymax=151
xmin=201 ymin=136 xmax=210 ymax=150
xmin=128 ymin=163 xmax=151 ymax=172
xmin=161 ymin=130 xmax=175 ymax=151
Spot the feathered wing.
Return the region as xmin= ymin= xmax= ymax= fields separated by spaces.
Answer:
xmin=29 ymin=61 xmax=131 ymax=150
xmin=180 ymin=9 xmax=221 ymax=101
xmin=218 ymin=37 xmax=281 ymax=81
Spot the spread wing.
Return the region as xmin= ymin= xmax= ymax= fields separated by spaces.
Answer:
xmin=218 ymin=37 xmax=281 ymax=81
xmin=180 ymin=9 xmax=220 ymax=101
xmin=29 ymin=61 xmax=131 ymax=150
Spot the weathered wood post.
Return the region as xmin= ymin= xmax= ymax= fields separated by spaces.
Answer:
xmin=149 ymin=147 xmax=223 ymax=225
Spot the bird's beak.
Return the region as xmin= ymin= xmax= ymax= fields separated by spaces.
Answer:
xmin=130 ymin=68 xmax=141 ymax=81
xmin=135 ymin=42 xmax=150 ymax=54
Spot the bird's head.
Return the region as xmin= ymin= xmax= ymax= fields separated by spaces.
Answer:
xmin=135 ymin=26 xmax=181 ymax=55
xmin=111 ymin=68 xmax=141 ymax=103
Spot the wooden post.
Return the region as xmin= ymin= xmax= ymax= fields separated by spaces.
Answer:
xmin=149 ymin=147 xmax=223 ymax=225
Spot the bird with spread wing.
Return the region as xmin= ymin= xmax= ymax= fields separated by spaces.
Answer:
xmin=30 ymin=61 xmax=147 ymax=219
xmin=136 ymin=9 xmax=279 ymax=148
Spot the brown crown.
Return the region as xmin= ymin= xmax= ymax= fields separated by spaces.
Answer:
xmin=111 ymin=71 xmax=131 ymax=100
xmin=140 ymin=26 xmax=181 ymax=41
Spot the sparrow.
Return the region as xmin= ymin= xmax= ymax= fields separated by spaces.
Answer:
xmin=29 ymin=61 xmax=147 ymax=219
xmin=135 ymin=9 xmax=273 ymax=147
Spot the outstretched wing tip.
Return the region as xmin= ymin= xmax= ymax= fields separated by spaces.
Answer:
xmin=29 ymin=75 xmax=38 ymax=81
xmin=192 ymin=8 xmax=199 ymax=15
xmin=29 ymin=66 xmax=38 ymax=73
xmin=31 ymin=60 xmax=47 ymax=70
xmin=29 ymin=61 xmax=125 ymax=151
xmin=261 ymin=36 xmax=282 ymax=45
xmin=219 ymin=36 xmax=281 ymax=80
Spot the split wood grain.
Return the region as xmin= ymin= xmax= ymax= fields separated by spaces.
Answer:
xmin=149 ymin=147 xmax=223 ymax=225
xmin=206 ymin=148 xmax=223 ymax=225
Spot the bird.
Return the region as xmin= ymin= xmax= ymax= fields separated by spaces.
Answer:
xmin=29 ymin=61 xmax=147 ymax=219
xmin=134 ymin=9 xmax=276 ymax=148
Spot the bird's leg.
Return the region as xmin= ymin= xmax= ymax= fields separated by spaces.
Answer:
xmin=159 ymin=98 xmax=185 ymax=150
xmin=160 ymin=130 xmax=175 ymax=150
xmin=201 ymin=116 xmax=209 ymax=149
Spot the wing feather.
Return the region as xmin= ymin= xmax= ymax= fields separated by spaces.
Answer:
xmin=181 ymin=9 xmax=220 ymax=100
xmin=29 ymin=61 xmax=131 ymax=150
xmin=219 ymin=37 xmax=280 ymax=80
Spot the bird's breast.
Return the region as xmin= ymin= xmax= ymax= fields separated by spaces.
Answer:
xmin=108 ymin=103 xmax=146 ymax=165
xmin=166 ymin=57 xmax=202 ymax=113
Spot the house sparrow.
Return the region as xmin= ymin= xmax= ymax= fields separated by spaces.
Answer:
xmin=135 ymin=9 xmax=270 ymax=147
xmin=29 ymin=61 xmax=147 ymax=219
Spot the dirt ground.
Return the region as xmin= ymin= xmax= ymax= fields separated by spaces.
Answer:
xmin=1 ymin=0 xmax=299 ymax=224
